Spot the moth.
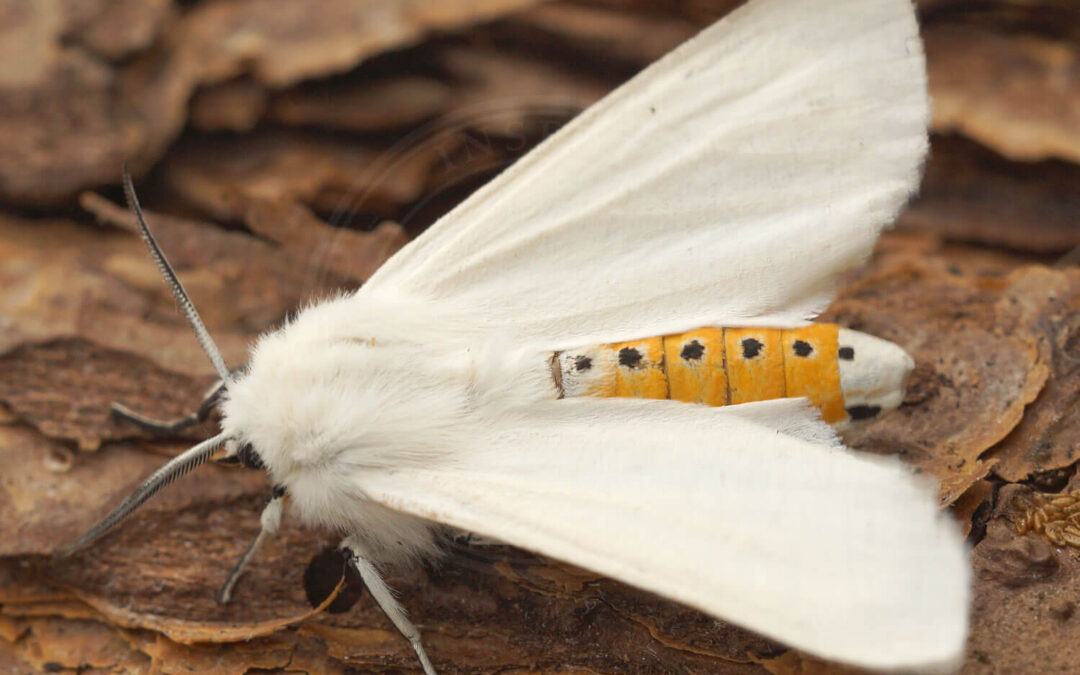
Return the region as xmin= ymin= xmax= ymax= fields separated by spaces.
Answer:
xmin=67 ymin=0 xmax=971 ymax=672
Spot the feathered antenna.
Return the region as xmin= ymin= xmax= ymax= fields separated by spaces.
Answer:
xmin=63 ymin=170 xmax=236 ymax=555
xmin=122 ymin=168 xmax=232 ymax=383
xmin=62 ymin=433 xmax=229 ymax=555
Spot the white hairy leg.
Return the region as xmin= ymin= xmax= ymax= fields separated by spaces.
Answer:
xmin=217 ymin=489 xmax=285 ymax=603
xmin=341 ymin=534 xmax=436 ymax=675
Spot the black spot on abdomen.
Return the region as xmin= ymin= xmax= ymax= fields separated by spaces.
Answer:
xmin=680 ymin=340 xmax=705 ymax=361
xmin=619 ymin=347 xmax=643 ymax=368
xmin=741 ymin=338 xmax=763 ymax=359
xmin=792 ymin=340 xmax=813 ymax=357
xmin=846 ymin=405 xmax=882 ymax=420
xmin=838 ymin=346 xmax=855 ymax=360
xmin=574 ymin=356 xmax=593 ymax=372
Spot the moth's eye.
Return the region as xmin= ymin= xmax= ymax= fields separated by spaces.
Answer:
xmin=237 ymin=442 xmax=265 ymax=470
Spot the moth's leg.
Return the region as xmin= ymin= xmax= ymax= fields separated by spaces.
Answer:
xmin=340 ymin=535 xmax=436 ymax=675
xmin=112 ymin=378 xmax=227 ymax=433
xmin=111 ymin=402 xmax=200 ymax=432
xmin=217 ymin=486 xmax=286 ymax=603
xmin=448 ymin=528 xmax=501 ymax=547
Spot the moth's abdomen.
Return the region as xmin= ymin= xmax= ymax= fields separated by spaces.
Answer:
xmin=553 ymin=325 xmax=913 ymax=425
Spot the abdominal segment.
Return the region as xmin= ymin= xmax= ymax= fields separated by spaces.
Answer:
xmin=553 ymin=324 xmax=848 ymax=423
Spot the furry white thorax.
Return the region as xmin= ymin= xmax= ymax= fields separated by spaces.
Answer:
xmin=220 ymin=288 xmax=553 ymax=564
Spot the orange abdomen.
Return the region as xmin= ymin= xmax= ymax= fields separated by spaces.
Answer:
xmin=553 ymin=324 xmax=846 ymax=423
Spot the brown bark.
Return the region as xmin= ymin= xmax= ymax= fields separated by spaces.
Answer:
xmin=3 ymin=1 xmax=1080 ymax=672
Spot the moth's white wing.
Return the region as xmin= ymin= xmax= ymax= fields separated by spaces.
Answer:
xmin=364 ymin=0 xmax=928 ymax=349
xmin=358 ymin=398 xmax=969 ymax=671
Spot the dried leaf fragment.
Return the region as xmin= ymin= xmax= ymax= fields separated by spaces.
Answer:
xmin=0 ymin=0 xmax=62 ymax=87
xmin=501 ymin=3 xmax=699 ymax=71
xmin=175 ymin=0 xmax=544 ymax=88
xmin=3 ymin=617 xmax=151 ymax=673
xmin=900 ymin=135 xmax=1080 ymax=254
xmin=965 ymin=483 xmax=1080 ymax=672
xmin=982 ymin=267 xmax=1080 ymax=481
xmin=0 ymin=338 xmax=212 ymax=450
xmin=0 ymin=0 xmax=546 ymax=205
xmin=1014 ymin=490 xmax=1080 ymax=549
xmin=824 ymin=260 xmax=1052 ymax=503
xmin=928 ymin=24 xmax=1080 ymax=163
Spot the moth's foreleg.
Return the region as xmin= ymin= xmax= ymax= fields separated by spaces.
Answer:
xmin=449 ymin=529 xmax=502 ymax=547
xmin=341 ymin=535 xmax=436 ymax=675
xmin=112 ymin=378 xmax=227 ymax=433
xmin=217 ymin=486 xmax=286 ymax=603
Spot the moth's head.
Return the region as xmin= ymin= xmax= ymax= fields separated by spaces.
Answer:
xmin=66 ymin=169 xmax=420 ymax=556
xmin=837 ymin=327 xmax=914 ymax=423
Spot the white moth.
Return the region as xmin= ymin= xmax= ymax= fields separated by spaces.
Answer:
xmin=68 ymin=0 xmax=971 ymax=672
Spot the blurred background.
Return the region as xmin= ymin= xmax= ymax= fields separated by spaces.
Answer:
xmin=3 ymin=0 xmax=1080 ymax=672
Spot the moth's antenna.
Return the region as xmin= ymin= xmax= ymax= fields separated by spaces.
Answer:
xmin=62 ymin=432 xmax=229 ymax=555
xmin=63 ymin=174 xmax=236 ymax=557
xmin=122 ymin=168 xmax=231 ymax=383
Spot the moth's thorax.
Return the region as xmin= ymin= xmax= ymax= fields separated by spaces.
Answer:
xmin=223 ymin=341 xmax=470 ymax=474
xmin=217 ymin=291 xmax=552 ymax=554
